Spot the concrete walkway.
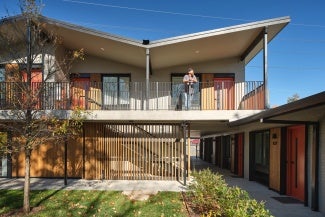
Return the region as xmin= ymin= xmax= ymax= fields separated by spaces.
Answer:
xmin=0 ymin=178 xmax=186 ymax=192
xmin=190 ymin=157 xmax=325 ymax=217
xmin=1 ymin=157 xmax=324 ymax=217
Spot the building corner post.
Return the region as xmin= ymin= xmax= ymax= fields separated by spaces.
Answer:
xmin=187 ymin=123 xmax=191 ymax=177
xmin=181 ymin=121 xmax=188 ymax=185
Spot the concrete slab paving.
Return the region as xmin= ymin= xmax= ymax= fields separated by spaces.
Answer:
xmin=0 ymin=178 xmax=187 ymax=192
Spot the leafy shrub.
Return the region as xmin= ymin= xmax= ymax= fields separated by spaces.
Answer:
xmin=187 ymin=169 xmax=273 ymax=217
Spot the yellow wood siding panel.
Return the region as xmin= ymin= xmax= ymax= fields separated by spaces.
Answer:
xmin=269 ymin=128 xmax=281 ymax=191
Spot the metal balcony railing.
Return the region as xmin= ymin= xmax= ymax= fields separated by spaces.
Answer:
xmin=0 ymin=81 xmax=264 ymax=110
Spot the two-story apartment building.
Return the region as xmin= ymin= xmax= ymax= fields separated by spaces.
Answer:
xmin=0 ymin=15 xmax=291 ymax=184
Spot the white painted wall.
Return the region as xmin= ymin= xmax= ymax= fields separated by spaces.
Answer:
xmin=70 ymin=55 xmax=246 ymax=83
xmin=150 ymin=57 xmax=245 ymax=82
xmin=70 ymin=55 xmax=145 ymax=81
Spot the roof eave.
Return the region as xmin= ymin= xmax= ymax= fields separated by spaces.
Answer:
xmin=148 ymin=16 xmax=291 ymax=48
xmin=0 ymin=14 xmax=145 ymax=47
xmin=229 ymin=91 xmax=325 ymax=127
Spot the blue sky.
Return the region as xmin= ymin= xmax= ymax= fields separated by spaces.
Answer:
xmin=1 ymin=0 xmax=324 ymax=106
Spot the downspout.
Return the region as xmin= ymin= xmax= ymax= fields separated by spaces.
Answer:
xmin=263 ymin=27 xmax=270 ymax=109
xmin=146 ymin=48 xmax=150 ymax=110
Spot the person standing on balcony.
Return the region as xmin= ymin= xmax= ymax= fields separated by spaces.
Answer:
xmin=183 ymin=68 xmax=197 ymax=110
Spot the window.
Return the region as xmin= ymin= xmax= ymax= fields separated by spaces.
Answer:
xmin=250 ymin=130 xmax=270 ymax=185
xmin=254 ymin=131 xmax=270 ymax=169
xmin=0 ymin=67 xmax=5 ymax=82
xmin=102 ymin=75 xmax=130 ymax=109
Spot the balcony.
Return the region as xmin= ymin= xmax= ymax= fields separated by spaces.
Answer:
xmin=0 ymin=81 xmax=264 ymax=111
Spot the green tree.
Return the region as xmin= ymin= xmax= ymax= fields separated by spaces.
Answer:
xmin=287 ymin=93 xmax=300 ymax=103
xmin=0 ymin=0 xmax=85 ymax=213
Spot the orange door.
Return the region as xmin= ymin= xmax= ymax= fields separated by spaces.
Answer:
xmin=22 ymin=69 xmax=43 ymax=109
xmin=71 ymin=77 xmax=90 ymax=109
xmin=286 ymin=125 xmax=305 ymax=202
xmin=237 ymin=133 xmax=244 ymax=177
xmin=214 ymin=77 xmax=234 ymax=110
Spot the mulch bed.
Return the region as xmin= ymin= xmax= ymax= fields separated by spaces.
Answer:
xmin=181 ymin=192 xmax=201 ymax=217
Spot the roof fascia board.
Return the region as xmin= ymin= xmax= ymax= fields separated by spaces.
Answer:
xmin=1 ymin=14 xmax=145 ymax=48
xmin=244 ymin=19 xmax=290 ymax=64
xmin=260 ymin=119 xmax=318 ymax=125
xmin=229 ymin=91 xmax=325 ymax=127
xmin=38 ymin=16 xmax=145 ymax=47
xmin=148 ymin=16 xmax=291 ymax=48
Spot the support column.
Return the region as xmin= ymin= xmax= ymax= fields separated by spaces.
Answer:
xmin=311 ymin=123 xmax=319 ymax=211
xmin=263 ymin=27 xmax=270 ymax=109
xmin=146 ymin=48 xmax=150 ymax=110
xmin=64 ymin=136 xmax=68 ymax=185
xmin=182 ymin=121 xmax=188 ymax=185
xmin=187 ymin=123 xmax=191 ymax=177
xmin=7 ymin=131 xmax=12 ymax=178
xmin=212 ymin=138 xmax=216 ymax=164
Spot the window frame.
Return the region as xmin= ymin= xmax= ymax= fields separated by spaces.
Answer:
xmin=102 ymin=74 xmax=131 ymax=108
xmin=249 ymin=129 xmax=270 ymax=185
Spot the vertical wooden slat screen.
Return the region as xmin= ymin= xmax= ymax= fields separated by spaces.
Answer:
xmin=83 ymin=122 xmax=184 ymax=181
xmin=201 ymin=74 xmax=215 ymax=110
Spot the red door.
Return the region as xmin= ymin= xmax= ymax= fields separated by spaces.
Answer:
xmin=286 ymin=125 xmax=305 ymax=202
xmin=214 ymin=78 xmax=234 ymax=110
xmin=22 ymin=69 xmax=43 ymax=109
xmin=237 ymin=133 xmax=244 ymax=177
xmin=71 ymin=77 xmax=90 ymax=109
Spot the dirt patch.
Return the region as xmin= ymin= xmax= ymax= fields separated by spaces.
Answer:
xmin=0 ymin=206 xmax=43 ymax=217
xmin=122 ymin=190 xmax=158 ymax=201
xmin=181 ymin=192 xmax=201 ymax=217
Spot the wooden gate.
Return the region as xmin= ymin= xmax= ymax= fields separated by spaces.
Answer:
xmin=84 ymin=123 xmax=185 ymax=181
xmin=201 ymin=74 xmax=215 ymax=110
xmin=214 ymin=78 xmax=234 ymax=110
xmin=71 ymin=77 xmax=90 ymax=109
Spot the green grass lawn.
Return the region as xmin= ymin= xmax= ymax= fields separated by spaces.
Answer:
xmin=0 ymin=190 xmax=187 ymax=217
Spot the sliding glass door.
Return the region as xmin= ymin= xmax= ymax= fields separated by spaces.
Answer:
xmin=103 ymin=75 xmax=130 ymax=109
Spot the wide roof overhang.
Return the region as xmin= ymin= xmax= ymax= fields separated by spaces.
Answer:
xmin=229 ymin=91 xmax=325 ymax=130
xmin=33 ymin=15 xmax=290 ymax=70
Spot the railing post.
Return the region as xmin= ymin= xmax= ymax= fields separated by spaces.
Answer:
xmin=221 ymin=81 xmax=224 ymax=110
xmin=146 ymin=49 xmax=150 ymax=110
xmin=156 ymin=82 xmax=159 ymax=110
xmin=254 ymin=81 xmax=258 ymax=109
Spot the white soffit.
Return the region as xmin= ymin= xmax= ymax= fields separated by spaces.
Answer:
xmin=149 ymin=16 xmax=290 ymax=68
xmin=2 ymin=15 xmax=290 ymax=69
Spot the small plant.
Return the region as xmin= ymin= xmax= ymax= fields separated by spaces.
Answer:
xmin=187 ymin=169 xmax=273 ymax=217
